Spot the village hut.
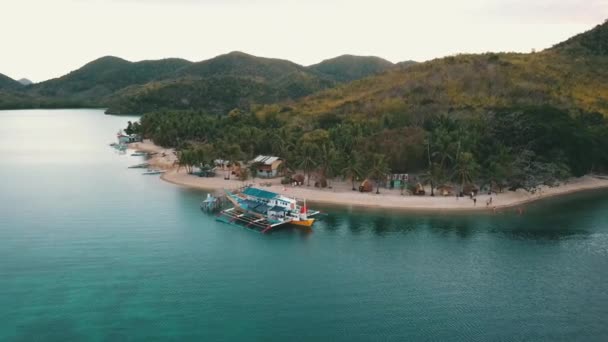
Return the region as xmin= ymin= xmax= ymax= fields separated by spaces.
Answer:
xmin=413 ymin=183 xmax=426 ymax=196
xmin=231 ymin=162 xmax=243 ymax=176
xmin=437 ymin=185 xmax=454 ymax=197
xmin=314 ymin=178 xmax=328 ymax=188
xmin=250 ymin=155 xmax=283 ymax=178
xmin=292 ymin=174 xmax=305 ymax=185
xmin=359 ymin=179 xmax=374 ymax=192
xmin=463 ymin=183 xmax=479 ymax=196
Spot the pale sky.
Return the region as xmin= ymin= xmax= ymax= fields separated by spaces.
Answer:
xmin=1 ymin=0 xmax=606 ymax=82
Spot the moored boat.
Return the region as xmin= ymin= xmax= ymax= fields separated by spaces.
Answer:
xmin=128 ymin=162 xmax=150 ymax=169
xmin=142 ymin=169 xmax=166 ymax=175
xmin=217 ymin=186 xmax=320 ymax=233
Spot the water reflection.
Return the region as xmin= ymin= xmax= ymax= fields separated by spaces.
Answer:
xmin=311 ymin=190 xmax=608 ymax=242
xmin=179 ymin=186 xmax=608 ymax=243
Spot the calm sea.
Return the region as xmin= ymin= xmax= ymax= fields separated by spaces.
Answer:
xmin=0 ymin=109 xmax=607 ymax=341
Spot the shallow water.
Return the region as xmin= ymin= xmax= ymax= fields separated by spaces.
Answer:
xmin=0 ymin=109 xmax=607 ymax=341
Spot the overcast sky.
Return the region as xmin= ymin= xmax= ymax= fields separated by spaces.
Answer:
xmin=1 ymin=0 xmax=606 ymax=82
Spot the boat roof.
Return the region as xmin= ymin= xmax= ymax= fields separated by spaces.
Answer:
xmin=242 ymin=187 xmax=278 ymax=199
xmin=241 ymin=199 xmax=270 ymax=215
xmin=268 ymin=206 xmax=287 ymax=212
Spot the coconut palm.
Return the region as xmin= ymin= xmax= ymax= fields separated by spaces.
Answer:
xmin=368 ymin=154 xmax=390 ymax=194
xmin=298 ymin=143 xmax=318 ymax=186
xmin=341 ymin=153 xmax=362 ymax=191
xmin=318 ymin=143 xmax=337 ymax=186
xmin=453 ymin=151 xmax=479 ymax=193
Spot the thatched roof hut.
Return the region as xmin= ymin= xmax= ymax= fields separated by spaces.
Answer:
xmin=437 ymin=185 xmax=454 ymax=197
xmin=413 ymin=183 xmax=425 ymax=196
xmin=292 ymin=174 xmax=305 ymax=184
xmin=359 ymin=179 xmax=373 ymax=192
xmin=315 ymin=178 xmax=328 ymax=188
xmin=463 ymin=183 xmax=479 ymax=196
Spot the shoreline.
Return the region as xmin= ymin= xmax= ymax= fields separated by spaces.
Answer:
xmin=130 ymin=140 xmax=608 ymax=213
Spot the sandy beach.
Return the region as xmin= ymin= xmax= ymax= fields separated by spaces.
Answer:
xmin=129 ymin=140 xmax=608 ymax=212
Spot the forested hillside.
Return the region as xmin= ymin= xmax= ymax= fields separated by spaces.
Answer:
xmin=309 ymin=55 xmax=396 ymax=82
xmin=132 ymin=20 xmax=608 ymax=193
xmin=0 ymin=51 xmax=393 ymax=113
xmin=0 ymin=73 xmax=22 ymax=90
xmin=29 ymin=56 xmax=192 ymax=100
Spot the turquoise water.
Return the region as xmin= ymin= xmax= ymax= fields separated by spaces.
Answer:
xmin=1 ymin=109 xmax=607 ymax=341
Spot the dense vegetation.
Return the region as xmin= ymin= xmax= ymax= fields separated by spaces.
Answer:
xmin=128 ymin=20 xmax=608 ymax=193
xmin=133 ymin=103 xmax=608 ymax=193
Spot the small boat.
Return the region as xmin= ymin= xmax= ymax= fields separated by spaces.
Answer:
xmin=128 ymin=163 xmax=150 ymax=169
xmin=201 ymin=194 xmax=222 ymax=213
xmin=142 ymin=170 xmax=166 ymax=175
xmin=131 ymin=152 xmax=148 ymax=157
xmin=217 ymin=186 xmax=320 ymax=234
xmin=110 ymin=143 xmax=127 ymax=151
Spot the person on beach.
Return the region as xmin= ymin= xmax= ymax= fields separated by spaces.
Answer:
xmin=473 ymin=197 xmax=477 ymax=206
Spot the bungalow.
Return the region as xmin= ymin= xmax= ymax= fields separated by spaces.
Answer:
xmin=251 ymin=155 xmax=283 ymax=178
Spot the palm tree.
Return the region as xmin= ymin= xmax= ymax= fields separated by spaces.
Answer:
xmin=272 ymin=129 xmax=294 ymax=158
xmin=420 ymin=165 xmax=439 ymax=196
xmin=298 ymin=144 xmax=318 ymax=186
xmin=369 ymin=154 xmax=390 ymax=194
xmin=224 ymin=144 xmax=244 ymax=179
xmin=319 ymin=143 xmax=337 ymax=186
xmin=453 ymin=151 xmax=479 ymax=194
xmin=341 ymin=153 xmax=362 ymax=191
xmin=178 ymin=149 xmax=194 ymax=174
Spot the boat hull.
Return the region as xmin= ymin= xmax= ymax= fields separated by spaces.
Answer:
xmin=290 ymin=219 xmax=315 ymax=227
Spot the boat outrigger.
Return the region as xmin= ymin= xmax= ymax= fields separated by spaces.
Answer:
xmin=216 ymin=186 xmax=320 ymax=234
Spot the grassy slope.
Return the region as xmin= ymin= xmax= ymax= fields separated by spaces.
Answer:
xmin=269 ymin=51 xmax=608 ymax=125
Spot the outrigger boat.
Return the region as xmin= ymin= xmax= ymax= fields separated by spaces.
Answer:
xmin=217 ymin=186 xmax=320 ymax=234
xmin=142 ymin=169 xmax=166 ymax=175
xmin=128 ymin=162 xmax=150 ymax=169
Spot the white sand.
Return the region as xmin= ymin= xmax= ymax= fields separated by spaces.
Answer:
xmin=131 ymin=140 xmax=608 ymax=212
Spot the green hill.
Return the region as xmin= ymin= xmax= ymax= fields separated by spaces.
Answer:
xmin=552 ymin=20 xmax=608 ymax=56
xmin=309 ymin=55 xmax=395 ymax=82
xmin=131 ymin=20 xmax=608 ymax=191
xmin=104 ymin=52 xmax=338 ymax=114
xmin=176 ymin=51 xmax=311 ymax=80
xmin=30 ymin=56 xmax=192 ymax=101
xmin=272 ymin=51 xmax=608 ymax=123
xmin=0 ymin=51 xmax=404 ymax=113
xmin=0 ymin=73 xmax=23 ymax=90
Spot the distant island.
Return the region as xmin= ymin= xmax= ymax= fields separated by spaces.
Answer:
xmin=6 ymin=20 xmax=608 ymax=207
xmin=17 ymin=78 xmax=32 ymax=86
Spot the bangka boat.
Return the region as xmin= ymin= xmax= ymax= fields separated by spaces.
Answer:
xmin=216 ymin=186 xmax=320 ymax=233
xmin=128 ymin=162 xmax=150 ymax=169
xmin=142 ymin=169 xmax=166 ymax=175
